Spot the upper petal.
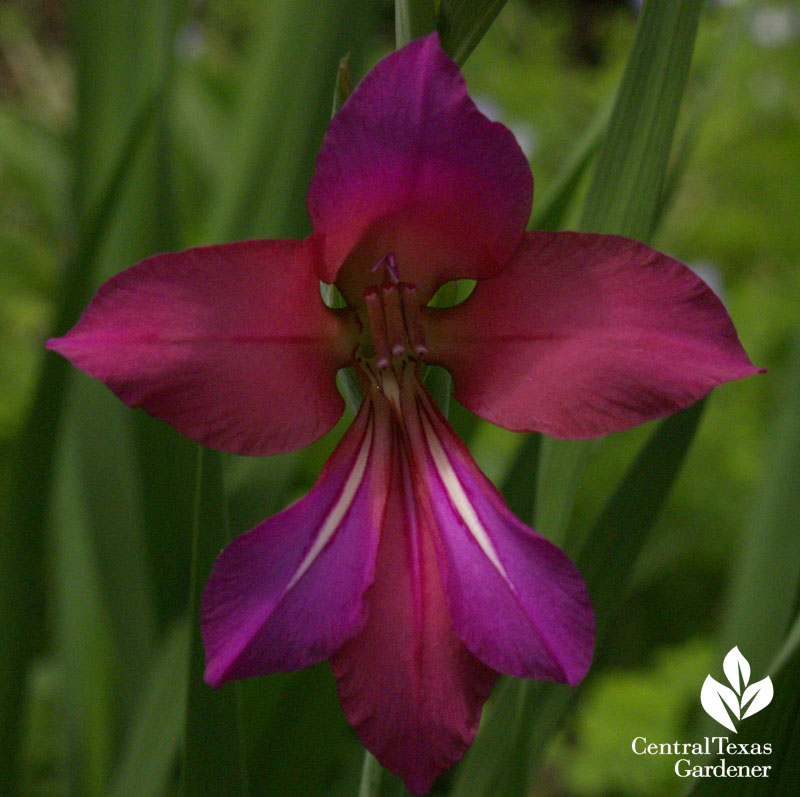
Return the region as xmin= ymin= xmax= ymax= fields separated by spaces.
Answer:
xmin=47 ymin=238 xmax=359 ymax=455
xmin=307 ymin=33 xmax=532 ymax=302
xmin=403 ymin=383 xmax=594 ymax=685
xmin=202 ymin=399 xmax=390 ymax=686
xmin=332 ymin=404 xmax=496 ymax=794
xmin=426 ymin=231 xmax=760 ymax=438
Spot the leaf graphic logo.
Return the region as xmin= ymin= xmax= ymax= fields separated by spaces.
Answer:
xmin=701 ymin=647 xmax=773 ymax=733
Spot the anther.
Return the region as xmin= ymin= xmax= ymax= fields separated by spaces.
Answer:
xmin=364 ymin=286 xmax=391 ymax=369
xmin=381 ymin=281 xmax=407 ymax=357
xmin=399 ymin=284 xmax=428 ymax=356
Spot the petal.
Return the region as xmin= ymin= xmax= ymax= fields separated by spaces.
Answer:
xmin=47 ymin=238 xmax=359 ymax=455
xmin=426 ymin=231 xmax=760 ymax=438
xmin=332 ymin=405 xmax=496 ymax=794
xmin=202 ymin=400 xmax=390 ymax=687
xmin=404 ymin=384 xmax=594 ymax=685
xmin=308 ymin=33 xmax=532 ymax=302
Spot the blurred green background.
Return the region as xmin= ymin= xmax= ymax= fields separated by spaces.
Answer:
xmin=1 ymin=0 xmax=798 ymax=795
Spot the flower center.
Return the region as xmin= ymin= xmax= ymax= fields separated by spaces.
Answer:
xmin=362 ymin=254 xmax=428 ymax=371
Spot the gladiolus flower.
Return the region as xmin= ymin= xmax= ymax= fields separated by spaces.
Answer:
xmin=48 ymin=34 xmax=758 ymax=793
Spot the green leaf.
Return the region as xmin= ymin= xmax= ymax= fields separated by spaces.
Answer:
xmin=529 ymin=101 xmax=610 ymax=233
xmin=575 ymin=402 xmax=705 ymax=636
xmin=16 ymin=659 xmax=70 ymax=797
xmin=500 ymin=433 xmax=540 ymax=524
xmin=181 ymin=448 xmax=247 ymax=796
xmin=0 ymin=106 xmax=70 ymax=233
xmin=72 ymin=378 xmax=157 ymax=714
xmin=204 ymin=0 xmax=373 ymax=243
xmin=655 ymin=3 xmax=746 ymax=230
xmin=49 ymin=404 xmax=117 ymax=796
xmin=581 ymin=0 xmax=705 ymax=240
xmin=714 ymin=339 xmax=800 ymax=678
xmin=534 ymin=437 xmax=600 ymax=545
xmin=63 ymin=0 xmax=190 ymax=661
xmin=66 ymin=0 xmax=186 ymax=788
xmin=332 ymin=54 xmax=354 ymax=117
xmin=238 ymin=667 xmax=363 ymax=795
xmin=68 ymin=0 xmax=179 ymax=221
xmin=437 ymin=0 xmax=508 ymax=65
xmin=358 ymin=751 xmax=383 ymax=797
xmin=0 ymin=65 xmax=171 ymax=797
xmin=133 ymin=417 xmax=195 ymax=631
xmin=109 ymin=621 xmax=189 ymax=797
xmin=452 ymin=675 xmax=571 ymax=796
xmin=0 ymin=2 xmax=186 ymax=791
xmin=771 ymin=609 xmax=800 ymax=682
xmin=395 ymin=0 xmax=436 ymax=49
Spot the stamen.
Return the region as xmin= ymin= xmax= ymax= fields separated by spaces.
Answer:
xmin=364 ymin=286 xmax=390 ymax=369
xmin=381 ymin=281 xmax=407 ymax=357
xmin=363 ymin=256 xmax=427 ymax=370
xmin=400 ymin=284 xmax=428 ymax=356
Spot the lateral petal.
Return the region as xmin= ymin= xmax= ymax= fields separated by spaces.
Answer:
xmin=426 ymin=231 xmax=760 ymax=438
xmin=308 ymin=33 xmax=532 ymax=302
xmin=404 ymin=384 xmax=594 ymax=685
xmin=202 ymin=400 xmax=390 ymax=687
xmin=47 ymin=238 xmax=359 ymax=455
xmin=332 ymin=410 xmax=496 ymax=795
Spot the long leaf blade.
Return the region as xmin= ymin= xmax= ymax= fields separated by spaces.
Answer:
xmin=396 ymin=0 xmax=436 ymax=49
xmin=109 ymin=622 xmax=189 ymax=797
xmin=437 ymin=0 xmax=508 ymax=64
xmin=0 ymin=74 xmax=169 ymax=797
xmin=714 ymin=340 xmax=800 ymax=677
xmin=181 ymin=449 xmax=247 ymax=796
xmin=581 ymin=0 xmax=705 ymax=239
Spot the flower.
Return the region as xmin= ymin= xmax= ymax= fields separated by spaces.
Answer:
xmin=47 ymin=33 xmax=758 ymax=794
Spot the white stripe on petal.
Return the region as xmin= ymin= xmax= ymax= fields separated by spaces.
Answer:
xmin=419 ymin=412 xmax=511 ymax=585
xmin=285 ymin=418 xmax=374 ymax=591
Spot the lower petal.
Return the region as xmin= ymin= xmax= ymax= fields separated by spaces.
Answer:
xmin=405 ymin=385 xmax=594 ymax=686
xmin=331 ymin=427 xmax=496 ymax=795
xmin=202 ymin=400 xmax=390 ymax=686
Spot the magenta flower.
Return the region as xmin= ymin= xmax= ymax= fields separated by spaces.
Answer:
xmin=48 ymin=34 xmax=757 ymax=793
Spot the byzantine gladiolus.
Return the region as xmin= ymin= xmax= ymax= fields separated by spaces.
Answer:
xmin=47 ymin=34 xmax=758 ymax=794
